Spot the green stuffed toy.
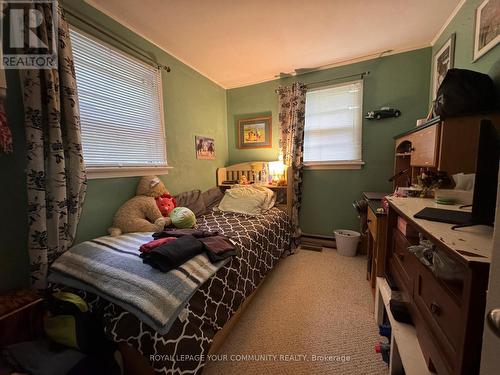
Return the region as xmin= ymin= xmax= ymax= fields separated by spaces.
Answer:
xmin=170 ymin=207 xmax=196 ymax=228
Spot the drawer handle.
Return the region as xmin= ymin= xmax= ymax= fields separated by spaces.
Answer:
xmin=367 ymin=219 xmax=372 ymax=223
xmin=396 ymin=252 xmax=404 ymax=261
xmin=430 ymin=302 xmax=441 ymax=316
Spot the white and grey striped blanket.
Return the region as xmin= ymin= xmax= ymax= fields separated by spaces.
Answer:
xmin=48 ymin=232 xmax=229 ymax=334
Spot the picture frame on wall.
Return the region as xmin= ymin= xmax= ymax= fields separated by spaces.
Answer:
xmin=237 ymin=116 xmax=272 ymax=149
xmin=195 ymin=136 xmax=216 ymax=160
xmin=473 ymin=0 xmax=500 ymax=61
xmin=432 ymin=33 xmax=455 ymax=100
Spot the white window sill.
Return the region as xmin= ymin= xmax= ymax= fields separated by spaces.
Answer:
xmin=86 ymin=166 xmax=173 ymax=179
xmin=304 ymin=161 xmax=365 ymax=170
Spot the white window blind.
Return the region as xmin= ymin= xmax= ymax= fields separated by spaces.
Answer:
xmin=70 ymin=28 xmax=167 ymax=170
xmin=303 ymin=80 xmax=363 ymax=164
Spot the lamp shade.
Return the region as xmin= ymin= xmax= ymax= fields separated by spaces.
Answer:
xmin=269 ymin=161 xmax=285 ymax=177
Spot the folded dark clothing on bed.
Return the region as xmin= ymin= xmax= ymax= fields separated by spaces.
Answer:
xmin=140 ymin=235 xmax=204 ymax=272
xmin=199 ymin=236 xmax=237 ymax=262
xmin=153 ymin=228 xmax=219 ymax=240
xmin=152 ymin=229 xmax=236 ymax=264
xmin=139 ymin=237 xmax=177 ymax=253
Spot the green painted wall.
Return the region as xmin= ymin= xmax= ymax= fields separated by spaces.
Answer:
xmin=431 ymin=0 xmax=500 ymax=95
xmin=0 ymin=0 xmax=227 ymax=292
xmin=3 ymin=0 xmax=498 ymax=292
xmin=227 ymin=48 xmax=432 ymax=236
xmin=226 ymin=0 xmax=500 ymax=237
xmin=67 ymin=1 xmax=228 ymax=244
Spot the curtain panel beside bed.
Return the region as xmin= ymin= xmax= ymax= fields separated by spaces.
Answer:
xmin=277 ymin=82 xmax=307 ymax=248
xmin=19 ymin=3 xmax=87 ymax=288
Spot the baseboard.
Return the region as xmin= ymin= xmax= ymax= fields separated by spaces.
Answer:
xmin=300 ymin=244 xmax=323 ymax=252
xmin=301 ymin=232 xmax=336 ymax=248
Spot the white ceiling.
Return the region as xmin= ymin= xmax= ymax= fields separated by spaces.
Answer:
xmin=85 ymin=0 xmax=462 ymax=89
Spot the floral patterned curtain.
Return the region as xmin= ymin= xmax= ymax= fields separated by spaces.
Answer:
xmin=277 ymin=82 xmax=307 ymax=248
xmin=20 ymin=4 xmax=87 ymax=288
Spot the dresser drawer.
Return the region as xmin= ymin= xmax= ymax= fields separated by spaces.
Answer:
xmin=392 ymin=229 xmax=418 ymax=295
xmin=367 ymin=208 xmax=378 ymax=241
xmin=413 ymin=307 xmax=453 ymax=375
xmin=414 ymin=262 xmax=462 ymax=356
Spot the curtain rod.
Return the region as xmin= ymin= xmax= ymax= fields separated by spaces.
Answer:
xmin=306 ymin=71 xmax=369 ymax=88
xmin=275 ymin=71 xmax=369 ymax=93
xmin=64 ymin=9 xmax=171 ymax=72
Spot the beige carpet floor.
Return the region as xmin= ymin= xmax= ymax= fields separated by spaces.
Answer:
xmin=203 ymin=248 xmax=388 ymax=375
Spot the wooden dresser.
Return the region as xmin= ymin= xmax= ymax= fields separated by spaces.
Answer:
xmin=0 ymin=289 xmax=44 ymax=347
xmin=384 ymin=197 xmax=492 ymax=374
xmin=363 ymin=193 xmax=388 ymax=290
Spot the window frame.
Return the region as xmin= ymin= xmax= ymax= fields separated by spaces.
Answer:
xmin=303 ymin=79 xmax=365 ymax=170
xmin=70 ymin=26 xmax=171 ymax=179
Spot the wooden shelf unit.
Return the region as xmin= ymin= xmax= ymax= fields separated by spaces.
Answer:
xmin=375 ymin=277 xmax=435 ymax=375
xmin=392 ymin=113 xmax=500 ymax=189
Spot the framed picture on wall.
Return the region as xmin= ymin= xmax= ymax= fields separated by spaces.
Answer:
xmin=473 ymin=0 xmax=500 ymax=61
xmin=195 ymin=136 xmax=216 ymax=160
xmin=432 ymin=33 xmax=455 ymax=100
xmin=237 ymin=116 xmax=272 ymax=149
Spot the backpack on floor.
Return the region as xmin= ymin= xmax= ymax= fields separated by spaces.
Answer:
xmin=44 ymin=292 xmax=102 ymax=354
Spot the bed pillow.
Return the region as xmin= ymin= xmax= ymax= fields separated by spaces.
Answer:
xmin=217 ymin=185 xmax=276 ymax=215
xmin=174 ymin=190 xmax=206 ymax=216
xmin=201 ymin=187 xmax=224 ymax=213
xmin=249 ymin=185 xmax=276 ymax=211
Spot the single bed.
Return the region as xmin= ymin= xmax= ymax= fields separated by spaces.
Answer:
xmin=50 ymin=162 xmax=292 ymax=374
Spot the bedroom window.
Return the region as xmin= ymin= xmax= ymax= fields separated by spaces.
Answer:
xmin=303 ymin=80 xmax=364 ymax=169
xmin=70 ymin=28 xmax=168 ymax=179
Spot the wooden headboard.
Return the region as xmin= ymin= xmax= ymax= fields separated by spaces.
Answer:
xmin=216 ymin=161 xmax=293 ymax=216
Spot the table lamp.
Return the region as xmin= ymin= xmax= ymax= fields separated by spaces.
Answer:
xmin=269 ymin=161 xmax=285 ymax=185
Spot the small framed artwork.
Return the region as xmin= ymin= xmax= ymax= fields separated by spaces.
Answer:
xmin=473 ymin=0 xmax=500 ymax=61
xmin=432 ymin=33 xmax=455 ymax=99
xmin=237 ymin=116 xmax=272 ymax=149
xmin=195 ymin=136 xmax=216 ymax=160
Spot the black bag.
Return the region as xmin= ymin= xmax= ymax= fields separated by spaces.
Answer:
xmin=43 ymin=292 xmax=123 ymax=374
xmin=44 ymin=292 xmax=111 ymax=355
xmin=433 ymin=68 xmax=498 ymax=118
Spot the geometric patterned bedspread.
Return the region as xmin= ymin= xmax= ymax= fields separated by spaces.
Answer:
xmin=63 ymin=208 xmax=291 ymax=374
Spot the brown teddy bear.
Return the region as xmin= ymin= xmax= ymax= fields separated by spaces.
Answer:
xmin=108 ymin=176 xmax=172 ymax=236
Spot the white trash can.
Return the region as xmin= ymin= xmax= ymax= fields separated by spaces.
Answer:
xmin=334 ymin=230 xmax=361 ymax=257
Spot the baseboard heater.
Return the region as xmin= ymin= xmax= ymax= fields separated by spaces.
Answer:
xmin=301 ymin=232 xmax=336 ymax=250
